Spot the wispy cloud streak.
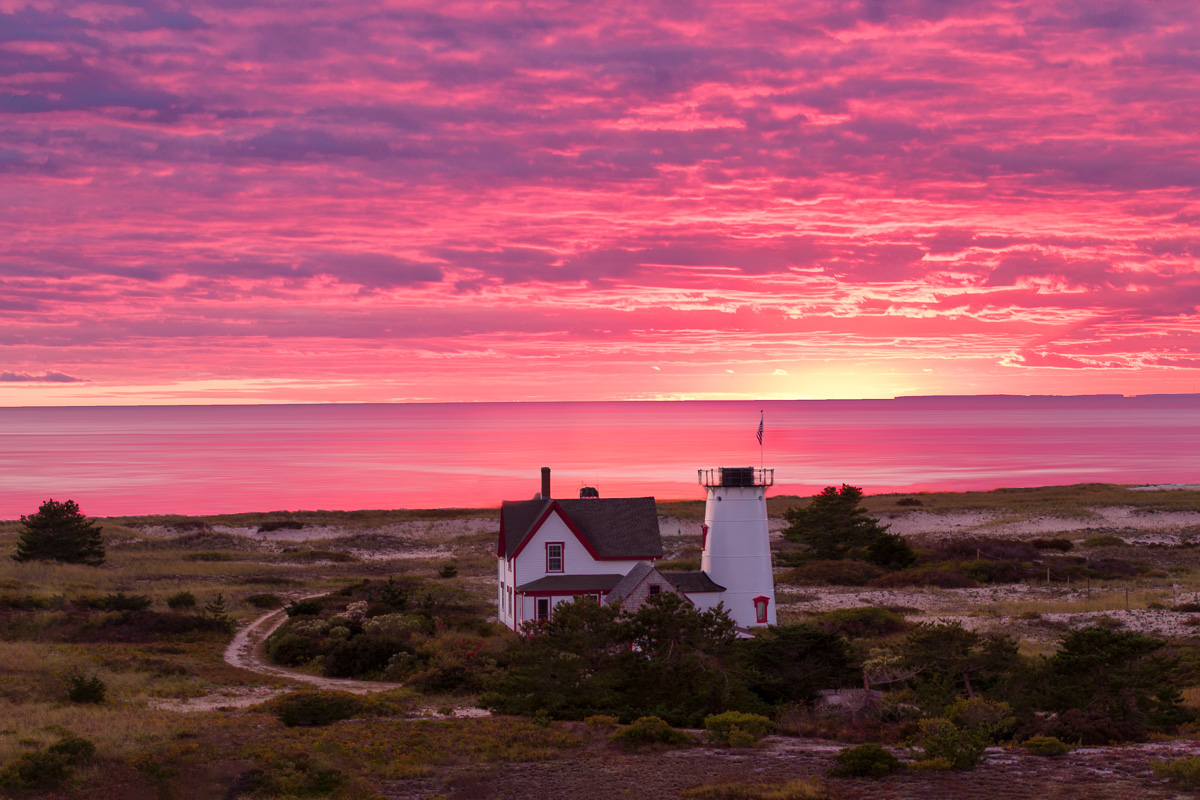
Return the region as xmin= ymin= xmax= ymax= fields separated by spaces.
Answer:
xmin=1 ymin=0 xmax=1198 ymax=402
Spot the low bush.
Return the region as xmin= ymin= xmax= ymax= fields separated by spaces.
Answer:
xmin=895 ymin=497 xmax=923 ymax=507
xmin=1021 ymin=735 xmax=1072 ymax=757
xmin=705 ymin=711 xmax=772 ymax=746
xmin=286 ymin=598 xmax=325 ymax=616
xmin=955 ymin=559 xmax=1027 ymax=584
xmin=679 ymin=779 xmax=830 ymax=800
xmin=266 ymin=631 xmax=323 ymax=666
xmin=0 ymin=735 xmax=95 ymax=791
xmin=868 ymin=568 xmax=977 ymax=589
xmin=782 ymin=560 xmax=884 ymax=586
xmin=829 ymin=743 xmax=904 ymax=778
xmin=943 ymin=697 xmax=1014 ymax=738
xmin=1014 ymin=708 xmax=1145 ymax=745
xmin=67 ymin=673 xmax=107 ymax=704
xmin=258 ymin=519 xmax=305 ymax=533
xmin=914 ymin=717 xmax=990 ymax=770
xmin=284 ymin=549 xmax=358 ymax=563
xmin=816 ymin=606 xmax=909 ymax=639
xmin=438 ymin=563 xmax=458 ymax=579
xmin=908 ymin=757 xmax=953 ymax=771
xmin=935 ymin=538 xmax=1040 ymax=562
xmin=268 ymin=691 xmax=363 ymax=727
xmin=97 ymin=592 xmax=153 ymax=611
xmin=609 ymin=716 xmax=691 ymax=750
xmin=166 ymin=591 xmax=196 ymax=609
xmin=1031 ymin=537 xmax=1074 ymax=551
xmin=245 ymin=592 xmax=284 ymax=609
xmin=244 ymin=753 xmax=344 ymax=797
xmin=584 ymin=715 xmax=619 ymax=730
xmin=1083 ymin=534 xmax=1125 ymax=548
xmin=182 ymin=551 xmax=233 ymax=562
xmin=1154 ymin=756 xmax=1200 ymax=788
xmin=0 ymin=593 xmax=54 ymax=610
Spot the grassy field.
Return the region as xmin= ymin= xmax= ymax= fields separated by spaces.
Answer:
xmin=2 ymin=484 xmax=1200 ymax=798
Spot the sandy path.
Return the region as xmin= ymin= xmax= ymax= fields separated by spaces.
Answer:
xmin=221 ymin=599 xmax=405 ymax=694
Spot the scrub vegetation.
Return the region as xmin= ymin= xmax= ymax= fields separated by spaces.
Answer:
xmin=1 ymin=485 xmax=1200 ymax=798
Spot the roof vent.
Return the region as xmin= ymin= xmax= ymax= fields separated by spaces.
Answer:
xmin=579 ymin=486 xmax=599 ymax=498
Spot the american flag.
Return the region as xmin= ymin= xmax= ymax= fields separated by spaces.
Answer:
xmin=756 ymin=414 xmax=763 ymax=445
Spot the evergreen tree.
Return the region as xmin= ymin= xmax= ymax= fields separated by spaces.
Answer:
xmin=13 ymin=499 xmax=105 ymax=566
xmin=782 ymin=484 xmax=890 ymax=560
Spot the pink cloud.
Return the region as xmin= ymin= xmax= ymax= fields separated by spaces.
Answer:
xmin=0 ymin=0 xmax=1198 ymax=403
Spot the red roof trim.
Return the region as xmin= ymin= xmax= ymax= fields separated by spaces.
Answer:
xmin=510 ymin=501 xmax=636 ymax=561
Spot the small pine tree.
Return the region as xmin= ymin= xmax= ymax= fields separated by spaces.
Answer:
xmin=13 ymin=499 xmax=105 ymax=566
xmin=782 ymin=485 xmax=889 ymax=561
xmin=203 ymin=593 xmax=233 ymax=633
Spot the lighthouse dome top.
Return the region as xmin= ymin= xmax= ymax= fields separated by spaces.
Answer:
xmin=698 ymin=467 xmax=774 ymax=488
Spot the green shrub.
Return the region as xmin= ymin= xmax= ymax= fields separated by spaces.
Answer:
xmin=828 ymin=743 xmax=904 ymax=778
xmin=914 ymin=717 xmax=990 ymax=770
xmin=1021 ymin=735 xmax=1072 ymax=757
xmin=678 ymin=779 xmax=830 ymax=799
xmin=1031 ymin=537 xmax=1073 ymax=551
xmin=245 ymin=592 xmax=284 ymax=609
xmin=438 ymin=563 xmax=458 ymax=579
xmin=908 ymin=757 xmax=953 ymax=772
xmin=0 ymin=735 xmax=95 ymax=790
xmin=268 ymin=691 xmax=363 ymax=727
xmin=258 ymin=520 xmax=304 ymax=533
xmin=286 ymin=598 xmax=325 ymax=616
xmin=245 ymin=753 xmax=344 ymax=796
xmin=67 ymin=673 xmax=106 ymax=704
xmin=1083 ymin=534 xmax=1125 ymax=548
xmin=816 ymin=606 xmax=909 ymax=639
xmin=943 ymin=697 xmax=1014 ymax=738
xmin=101 ymin=592 xmax=152 ymax=611
xmin=609 ymin=716 xmax=691 ymax=749
xmin=705 ymin=711 xmax=772 ymax=745
xmin=1154 ymin=756 xmax=1200 ymax=788
xmin=782 ymin=560 xmax=884 ymax=586
xmin=166 ymin=591 xmax=196 ymax=609
xmin=584 ymin=715 xmax=619 ymax=730
xmin=266 ymin=631 xmax=322 ymax=666
xmin=868 ymin=568 xmax=977 ymax=589
xmin=183 ymin=551 xmax=233 ymax=562
xmin=896 ymin=497 xmax=923 ymax=507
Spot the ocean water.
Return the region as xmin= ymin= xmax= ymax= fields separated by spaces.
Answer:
xmin=0 ymin=396 xmax=1197 ymax=518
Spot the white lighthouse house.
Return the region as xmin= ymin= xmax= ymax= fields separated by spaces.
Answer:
xmin=699 ymin=466 xmax=777 ymax=628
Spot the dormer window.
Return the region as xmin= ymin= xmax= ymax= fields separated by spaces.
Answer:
xmin=546 ymin=542 xmax=564 ymax=573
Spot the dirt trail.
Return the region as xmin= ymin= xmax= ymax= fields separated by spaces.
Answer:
xmin=221 ymin=600 xmax=405 ymax=694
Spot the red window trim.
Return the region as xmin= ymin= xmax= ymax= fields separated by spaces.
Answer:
xmin=536 ymin=597 xmax=550 ymax=621
xmin=753 ymin=595 xmax=770 ymax=624
xmin=546 ymin=542 xmax=564 ymax=573
xmin=701 ymin=524 xmax=708 ymax=551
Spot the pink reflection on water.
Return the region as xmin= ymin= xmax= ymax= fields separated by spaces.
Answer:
xmin=0 ymin=397 xmax=1197 ymax=518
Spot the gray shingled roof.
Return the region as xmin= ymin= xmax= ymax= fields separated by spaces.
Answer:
xmin=500 ymin=496 xmax=663 ymax=560
xmin=663 ymin=571 xmax=726 ymax=593
xmin=602 ymin=561 xmax=656 ymax=607
xmin=515 ymin=574 xmax=625 ymax=593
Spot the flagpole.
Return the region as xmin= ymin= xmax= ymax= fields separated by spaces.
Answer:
xmin=759 ymin=410 xmax=764 ymax=473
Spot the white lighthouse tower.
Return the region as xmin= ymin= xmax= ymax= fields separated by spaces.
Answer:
xmin=699 ymin=466 xmax=777 ymax=628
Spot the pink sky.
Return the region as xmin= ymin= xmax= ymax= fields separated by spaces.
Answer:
xmin=1 ymin=0 xmax=1198 ymax=405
